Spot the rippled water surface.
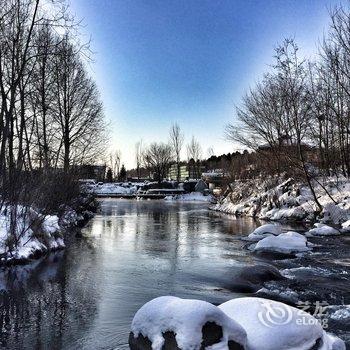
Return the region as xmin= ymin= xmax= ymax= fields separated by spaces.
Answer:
xmin=0 ymin=199 xmax=349 ymax=349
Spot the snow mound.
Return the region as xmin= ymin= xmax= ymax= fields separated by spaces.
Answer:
xmin=306 ymin=223 xmax=340 ymax=237
xmin=247 ymin=223 xmax=282 ymax=241
xmin=130 ymin=296 xmax=247 ymax=350
xmin=253 ymin=231 xmax=310 ymax=254
xmin=219 ymin=297 xmax=345 ymax=350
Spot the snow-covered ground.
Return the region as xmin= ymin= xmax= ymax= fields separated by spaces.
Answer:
xmin=212 ymin=177 xmax=350 ymax=226
xmin=164 ymin=192 xmax=215 ymax=202
xmin=0 ymin=206 xmax=65 ymax=262
xmin=130 ymin=296 xmax=345 ymax=350
xmin=0 ymin=197 xmax=95 ymax=264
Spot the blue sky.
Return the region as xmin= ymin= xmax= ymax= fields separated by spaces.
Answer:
xmin=71 ymin=0 xmax=341 ymax=168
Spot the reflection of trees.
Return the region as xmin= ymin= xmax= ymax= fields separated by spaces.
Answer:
xmin=0 ymin=240 xmax=99 ymax=349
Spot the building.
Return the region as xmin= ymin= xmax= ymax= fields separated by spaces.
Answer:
xmin=168 ymin=161 xmax=206 ymax=181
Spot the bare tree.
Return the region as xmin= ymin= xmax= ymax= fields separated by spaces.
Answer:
xmin=30 ymin=23 xmax=59 ymax=170
xmin=169 ymin=123 xmax=184 ymax=182
xmin=143 ymin=142 xmax=173 ymax=183
xmin=187 ymin=136 xmax=202 ymax=162
xmin=109 ymin=149 xmax=121 ymax=180
xmin=0 ymin=0 xmax=107 ymax=255
xmin=135 ymin=140 xmax=143 ymax=179
xmin=206 ymin=147 xmax=214 ymax=158
xmin=187 ymin=136 xmax=202 ymax=179
xmin=52 ymin=34 xmax=106 ymax=171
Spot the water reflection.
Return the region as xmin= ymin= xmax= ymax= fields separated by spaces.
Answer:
xmin=0 ymin=240 xmax=101 ymax=349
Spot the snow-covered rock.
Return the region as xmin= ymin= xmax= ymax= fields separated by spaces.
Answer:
xmin=253 ymin=231 xmax=310 ymax=254
xmin=341 ymin=219 xmax=350 ymax=232
xmin=219 ymin=297 xmax=345 ymax=350
xmin=247 ymin=223 xmax=282 ymax=241
xmin=306 ymin=223 xmax=340 ymax=237
xmin=130 ymin=296 xmax=247 ymax=350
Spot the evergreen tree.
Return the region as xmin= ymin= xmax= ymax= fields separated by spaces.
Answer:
xmin=119 ymin=164 xmax=127 ymax=182
xmin=106 ymin=168 xmax=113 ymax=182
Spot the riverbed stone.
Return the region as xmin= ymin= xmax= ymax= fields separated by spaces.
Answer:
xmin=228 ymin=264 xmax=285 ymax=293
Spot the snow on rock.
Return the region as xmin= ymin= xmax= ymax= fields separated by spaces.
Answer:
xmin=130 ymin=296 xmax=247 ymax=350
xmin=219 ymin=297 xmax=345 ymax=350
xmin=164 ymin=192 xmax=215 ymax=202
xmin=247 ymin=223 xmax=282 ymax=241
xmin=253 ymin=231 xmax=310 ymax=254
xmin=341 ymin=219 xmax=350 ymax=231
xmin=306 ymin=223 xmax=340 ymax=237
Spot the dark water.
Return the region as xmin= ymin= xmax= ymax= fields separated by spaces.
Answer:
xmin=0 ymin=199 xmax=349 ymax=349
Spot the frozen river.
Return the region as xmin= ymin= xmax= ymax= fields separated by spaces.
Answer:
xmin=0 ymin=199 xmax=349 ymax=349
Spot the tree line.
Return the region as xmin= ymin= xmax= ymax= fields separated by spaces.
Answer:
xmin=108 ymin=123 xmax=209 ymax=183
xmin=226 ymin=4 xmax=350 ymax=210
xmin=0 ymin=0 xmax=106 ymax=210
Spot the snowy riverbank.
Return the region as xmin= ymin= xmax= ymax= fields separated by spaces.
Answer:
xmin=211 ymin=177 xmax=350 ymax=227
xmin=0 ymin=195 xmax=97 ymax=265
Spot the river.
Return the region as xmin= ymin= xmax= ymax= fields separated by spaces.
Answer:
xmin=0 ymin=199 xmax=349 ymax=349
